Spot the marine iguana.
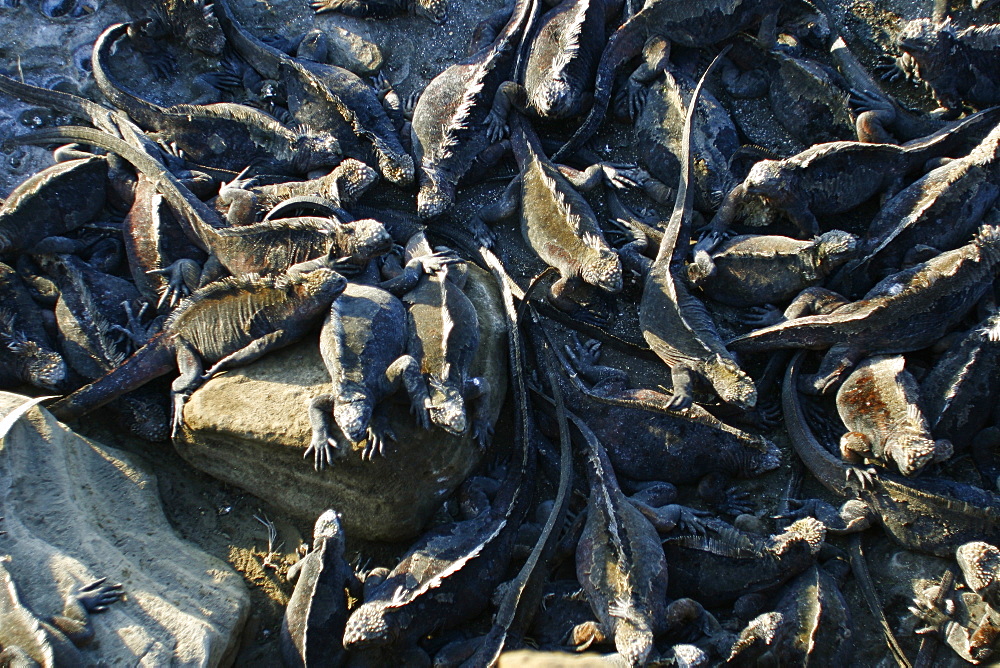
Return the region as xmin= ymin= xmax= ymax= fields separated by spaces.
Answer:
xmin=889 ymin=17 xmax=1000 ymax=118
xmin=486 ymin=0 xmax=624 ymax=124
xmin=551 ymin=0 xmax=781 ymax=161
xmin=729 ymin=225 xmax=1000 ymax=394
xmin=48 ymin=264 xmax=348 ymax=435
xmin=0 ymin=563 xmax=124 ymax=667
xmin=212 ymin=0 xmax=415 ymax=186
xmin=477 ymin=112 xmax=623 ymax=319
xmin=689 ymin=230 xmax=858 ymax=308
xmin=310 ymin=0 xmax=447 ymax=23
xmin=409 ymin=0 xmax=538 ymax=218
xmin=280 ymin=509 xmax=362 ymax=668
xmin=0 ymin=263 xmax=67 ymax=392
xmin=638 ymin=47 xmax=757 ymax=412
xmin=14 ymin=127 xmax=393 ymax=280
xmin=701 ymin=106 xmax=1000 ymax=244
xmin=920 ymin=310 xmax=1000 ymax=453
xmin=782 ymin=351 xmax=1000 ymax=558
xmin=91 ymin=24 xmax=343 ymax=176
xmin=0 ymin=155 xmax=107 ymax=254
xmin=836 ymin=355 xmax=952 ymax=476
xmin=120 ymin=0 xmax=225 ymax=56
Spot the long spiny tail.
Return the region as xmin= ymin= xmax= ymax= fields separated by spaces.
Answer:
xmin=48 ymin=335 xmax=176 ymax=422
xmin=13 ymin=126 xmax=221 ymax=253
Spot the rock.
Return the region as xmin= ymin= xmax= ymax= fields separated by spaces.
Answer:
xmin=0 ymin=392 xmax=250 ymax=665
xmin=321 ymin=26 xmax=384 ymax=76
xmin=175 ymin=264 xmax=507 ymax=542
xmin=499 ymin=649 xmax=624 ymax=667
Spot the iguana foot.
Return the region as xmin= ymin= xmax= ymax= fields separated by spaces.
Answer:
xmin=569 ymin=620 xmax=607 ymax=651
xmin=484 ymin=110 xmax=508 ymax=144
xmin=471 ymin=420 xmax=493 ymax=450
xmin=170 ymin=393 xmax=189 ymax=439
xmin=74 ymin=577 xmax=124 ymax=613
xmin=845 ymin=466 xmax=876 ymax=491
xmin=362 ymin=424 xmax=395 ymax=461
xmin=738 ymin=304 xmax=783 ymax=327
xmin=627 ymin=80 xmax=648 ymax=119
xmin=149 ymin=258 xmax=201 ymax=310
xmin=111 ymin=300 xmax=153 ymax=348
xmin=304 ymin=436 xmax=339 ymax=471
xmin=599 ymin=163 xmax=646 ymax=191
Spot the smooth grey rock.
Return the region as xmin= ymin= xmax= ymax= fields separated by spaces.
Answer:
xmin=0 ymin=392 xmax=250 ymax=666
xmin=175 ymin=264 xmax=507 ymax=541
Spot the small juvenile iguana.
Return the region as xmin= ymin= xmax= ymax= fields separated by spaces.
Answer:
xmin=92 ymin=24 xmax=343 ymax=176
xmin=310 ymin=0 xmax=447 ymax=23
xmin=638 ymin=48 xmax=757 ymax=412
xmin=836 ymin=355 xmax=952 ymax=476
xmin=48 ymin=264 xmax=348 ymax=435
xmin=729 ymin=225 xmax=1000 ymax=394
xmin=280 ymin=509 xmax=361 ymax=668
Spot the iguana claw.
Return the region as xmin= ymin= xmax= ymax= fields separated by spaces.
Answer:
xmin=74 ymin=577 xmax=125 ymax=613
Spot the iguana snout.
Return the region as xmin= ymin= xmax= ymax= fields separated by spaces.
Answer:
xmin=343 ymin=219 xmax=394 ymax=260
xmin=343 ymin=601 xmax=395 ymax=649
xmin=427 ymin=378 xmax=467 ymax=436
xmin=705 ymin=355 xmax=757 ymax=411
xmin=581 ymin=249 xmax=623 ymax=294
xmin=294 ymin=134 xmax=343 ymax=173
xmin=334 ymin=398 xmax=373 ymax=444
xmin=530 ymin=78 xmax=576 ymax=120
xmin=417 ymin=173 xmax=455 ymax=220
xmin=414 ymin=0 xmax=447 ymax=25
xmin=898 ymin=18 xmax=953 ymax=56
xmin=886 ymin=432 xmax=951 ymax=476
xmin=13 ymin=340 xmax=67 ymax=390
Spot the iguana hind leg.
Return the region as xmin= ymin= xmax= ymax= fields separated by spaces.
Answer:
xmin=306 ymin=394 xmax=340 ymax=470
xmin=384 ymin=353 xmax=431 ymax=430
xmin=200 ymin=330 xmax=299 ymax=380
xmin=802 ymin=343 xmax=865 ymax=395
xmin=171 ymin=339 xmax=204 ymax=436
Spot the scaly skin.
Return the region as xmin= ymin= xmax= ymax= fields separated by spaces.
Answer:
xmin=0 ymin=263 xmax=66 ymax=392
xmin=639 ymin=49 xmax=757 ymax=412
xmin=310 ymin=0 xmax=447 ymax=23
xmin=836 ymin=355 xmax=952 ymax=476
xmin=410 ymin=0 xmax=537 ymax=219
xmin=280 ymin=510 xmax=361 ymax=668
xmin=93 ymin=24 xmax=343 ymax=176
xmin=691 ymin=231 xmax=858 ymax=308
xmin=213 ymin=0 xmax=414 ymax=186
xmin=730 ymin=225 xmax=1000 ymax=394
xmin=48 ymin=267 xmax=347 ymax=435
xmin=552 ymin=0 xmax=781 ymax=161
xmin=0 ymin=156 xmax=107 ymax=254
xmin=120 ymin=0 xmax=224 ymax=55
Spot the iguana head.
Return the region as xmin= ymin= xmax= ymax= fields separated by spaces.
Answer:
xmin=343 ymin=599 xmax=399 ymax=649
xmin=334 ymin=397 xmax=373 ymax=444
xmin=178 ymin=0 xmax=225 ymax=56
xmin=283 ymin=267 xmax=348 ymax=303
xmin=897 ymin=18 xmax=955 ymax=62
xmin=376 ymin=150 xmax=416 ymax=188
xmin=313 ymin=509 xmax=346 ymax=553
xmin=613 ymin=619 xmax=654 ymax=668
xmin=743 ymin=160 xmax=793 ymax=203
xmin=957 ymin=542 xmax=1000 ymax=609
xmin=704 ymin=355 xmax=757 ymax=411
xmin=769 ymin=517 xmax=826 ymax=559
xmin=414 ymin=0 xmax=448 ymax=24
xmin=342 ymin=219 xmax=394 ymax=260
xmin=885 ymin=433 xmax=951 ymax=476
xmin=976 ymin=225 xmax=1000 ymax=264
xmin=417 ymin=170 xmax=455 ymax=220
xmin=427 ymin=375 xmax=467 ymax=436
xmin=530 ymin=77 xmax=576 ymax=120
xmin=2 ymin=331 xmax=66 ymax=391
xmin=329 ymin=159 xmax=379 ymax=204
xmin=580 ymin=243 xmax=623 ymax=294
xmin=814 ymin=230 xmax=858 ymax=266
xmin=294 ymin=133 xmax=343 ymax=173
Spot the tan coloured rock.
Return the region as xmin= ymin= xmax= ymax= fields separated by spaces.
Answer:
xmin=175 ymin=264 xmax=507 ymax=541
xmin=0 ymin=393 xmax=249 ymax=666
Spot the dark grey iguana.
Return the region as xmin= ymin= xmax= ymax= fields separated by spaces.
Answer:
xmin=120 ymin=0 xmax=225 ymax=56
xmin=638 ymin=49 xmax=757 ymax=412
xmin=310 ymin=0 xmax=447 ymax=23
xmin=0 ymin=562 xmax=123 ymax=667
xmin=920 ymin=310 xmax=1000 ymax=453
xmin=729 ymin=225 xmax=1000 ymax=394
xmin=212 ymin=0 xmax=415 ymax=186
xmin=0 ymin=155 xmax=107 ymax=254
xmin=0 ymin=263 xmax=67 ymax=392
xmin=836 ymin=355 xmax=952 ymax=476
xmin=409 ymin=0 xmax=537 ymax=219
xmin=15 ymin=127 xmax=393 ymax=281
xmin=47 ymin=264 xmax=348 ymax=435
xmin=701 ymin=106 xmax=1000 ymax=244
xmin=551 ymin=0 xmax=782 ymax=161
xmin=477 ymin=112 xmax=623 ymax=319
xmin=688 ymin=231 xmax=858 ymax=308
xmin=92 ymin=24 xmax=343 ymax=176
xmin=280 ymin=509 xmax=362 ymax=668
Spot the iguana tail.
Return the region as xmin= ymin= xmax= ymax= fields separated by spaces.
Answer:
xmin=726 ymin=315 xmax=843 ymax=353
xmin=48 ymin=334 xmax=176 ymax=422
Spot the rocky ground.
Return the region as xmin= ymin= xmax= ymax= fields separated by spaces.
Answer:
xmin=2 ymin=0 xmax=999 ymax=665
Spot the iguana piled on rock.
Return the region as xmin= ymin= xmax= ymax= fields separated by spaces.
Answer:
xmin=15 ymin=127 xmax=393 ymax=280
xmin=0 ymin=155 xmax=107 ymax=254
xmin=91 ymin=24 xmax=343 ymax=176
xmin=213 ymin=0 xmax=415 ymax=186
xmin=920 ymin=310 xmax=1000 ymax=452
xmin=310 ymin=0 xmax=447 ymax=23
xmin=409 ymin=0 xmax=538 ymax=218
xmin=280 ymin=509 xmax=361 ymax=668
xmin=836 ymin=355 xmax=952 ymax=476
xmin=729 ymin=225 xmax=1000 ymax=394
xmin=0 ymin=562 xmax=123 ymax=667
xmin=782 ymin=351 xmax=1000 ymax=558
xmin=701 ymin=106 xmax=1000 ymax=244
xmin=477 ymin=112 xmax=623 ymax=319
xmin=638 ymin=48 xmax=757 ymax=412
xmin=689 ymin=231 xmax=858 ymax=308
xmin=0 ymin=263 xmax=67 ymax=392
xmin=552 ymin=0 xmax=782 ymax=161
xmin=48 ymin=264 xmax=347 ymax=435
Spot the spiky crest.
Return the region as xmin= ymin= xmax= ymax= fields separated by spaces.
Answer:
xmin=551 ymin=0 xmax=591 ymax=76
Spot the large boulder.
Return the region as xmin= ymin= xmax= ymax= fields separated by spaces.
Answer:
xmin=175 ymin=264 xmax=508 ymax=541
xmin=0 ymin=392 xmax=249 ymax=666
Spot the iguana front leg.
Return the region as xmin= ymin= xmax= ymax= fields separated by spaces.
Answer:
xmin=50 ymin=577 xmax=124 ymax=646
xmin=172 ymin=338 xmax=204 ymax=436
xmin=463 ymin=376 xmax=493 ymax=449
xmin=200 ymin=330 xmax=299 ymax=380
xmin=484 ymin=81 xmax=526 ymax=143
xmin=384 ymin=354 xmax=432 ymax=430
xmin=803 ymin=343 xmax=865 ymax=395
xmin=306 ymin=394 xmax=341 ymax=470
xmin=668 ymin=365 xmax=696 ymax=410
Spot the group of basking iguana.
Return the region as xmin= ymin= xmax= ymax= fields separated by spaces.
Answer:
xmin=2 ymin=0 xmax=1000 ymax=664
